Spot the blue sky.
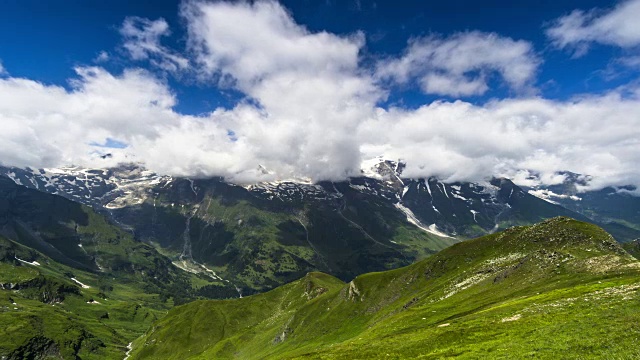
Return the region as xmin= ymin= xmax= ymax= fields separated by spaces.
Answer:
xmin=1 ymin=0 xmax=640 ymax=191
xmin=0 ymin=0 xmax=633 ymax=113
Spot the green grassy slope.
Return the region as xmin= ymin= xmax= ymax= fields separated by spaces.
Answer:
xmin=0 ymin=236 xmax=170 ymax=359
xmin=0 ymin=178 xmax=230 ymax=359
xmin=131 ymin=217 xmax=640 ymax=359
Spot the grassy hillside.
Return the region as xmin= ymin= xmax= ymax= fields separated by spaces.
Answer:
xmin=0 ymin=235 xmax=172 ymax=359
xmin=131 ymin=217 xmax=640 ymax=359
xmin=0 ymin=233 xmax=236 ymax=359
xmin=0 ymin=179 xmax=231 ymax=358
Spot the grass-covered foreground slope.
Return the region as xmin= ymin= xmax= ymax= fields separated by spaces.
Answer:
xmin=0 ymin=234 xmax=226 ymax=359
xmin=0 ymin=235 xmax=171 ymax=359
xmin=131 ymin=217 xmax=640 ymax=359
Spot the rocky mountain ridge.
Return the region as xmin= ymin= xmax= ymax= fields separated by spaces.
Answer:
xmin=2 ymin=159 xmax=639 ymax=293
xmin=0 ymin=159 xmax=591 ymax=238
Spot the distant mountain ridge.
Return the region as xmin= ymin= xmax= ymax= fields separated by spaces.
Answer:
xmin=526 ymin=170 xmax=640 ymax=237
xmin=0 ymin=160 xmax=602 ymax=237
xmin=2 ymin=159 xmax=639 ymax=293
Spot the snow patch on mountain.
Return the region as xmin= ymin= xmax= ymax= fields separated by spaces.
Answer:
xmin=394 ymin=202 xmax=452 ymax=238
xmin=360 ymin=156 xmax=386 ymax=179
xmin=470 ymin=210 xmax=479 ymax=222
xmin=245 ymin=181 xmax=340 ymax=202
xmin=0 ymin=165 xmax=172 ymax=209
xmin=15 ymin=256 xmax=40 ymax=266
xmin=70 ymin=277 xmax=90 ymax=289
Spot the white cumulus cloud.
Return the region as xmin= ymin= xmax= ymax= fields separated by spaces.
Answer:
xmin=179 ymin=0 xmax=380 ymax=181
xmin=0 ymin=67 xmax=179 ymax=168
xmin=360 ymin=92 xmax=640 ymax=192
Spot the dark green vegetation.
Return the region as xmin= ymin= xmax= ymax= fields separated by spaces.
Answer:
xmin=0 ymin=235 xmax=167 ymax=359
xmin=0 ymin=176 xmax=182 ymax=291
xmin=623 ymin=239 xmax=640 ymax=260
xmin=0 ymin=178 xmax=226 ymax=358
xmin=117 ymin=178 xmax=456 ymax=293
xmin=130 ymin=218 xmax=640 ymax=359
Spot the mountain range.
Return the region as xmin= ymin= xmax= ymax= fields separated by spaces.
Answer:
xmin=1 ymin=159 xmax=639 ymax=358
xmin=1 ymin=160 xmax=639 ymax=295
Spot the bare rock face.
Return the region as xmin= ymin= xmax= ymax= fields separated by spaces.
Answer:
xmin=345 ymin=280 xmax=363 ymax=302
xmin=7 ymin=336 xmax=62 ymax=360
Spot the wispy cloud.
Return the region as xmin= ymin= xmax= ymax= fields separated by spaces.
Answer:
xmin=120 ymin=16 xmax=189 ymax=72
xmin=94 ymin=51 xmax=110 ymax=63
xmin=546 ymin=0 xmax=640 ymax=56
xmin=376 ymin=32 xmax=540 ymax=96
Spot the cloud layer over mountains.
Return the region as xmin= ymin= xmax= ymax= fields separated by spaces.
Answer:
xmin=1 ymin=0 xmax=640 ymax=192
